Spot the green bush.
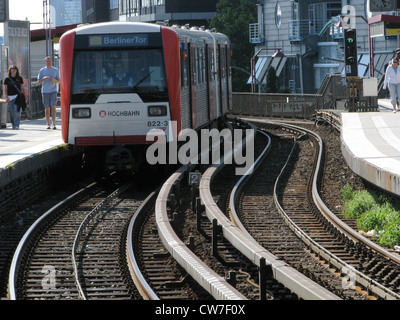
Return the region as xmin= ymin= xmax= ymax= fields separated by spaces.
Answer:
xmin=357 ymin=203 xmax=393 ymax=232
xmin=340 ymin=183 xmax=354 ymax=202
xmin=379 ymin=223 xmax=400 ymax=247
xmin=342 ymin=189 xmax=377 ymax=219
xmin=340 ymin=184 xmax=400 ymax=247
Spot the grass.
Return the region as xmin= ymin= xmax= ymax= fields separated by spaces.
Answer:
xmin=340 ymin=183 xmax=400 ymax=247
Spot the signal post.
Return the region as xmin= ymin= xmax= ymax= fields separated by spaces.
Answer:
xmin=343 ymin=13 xmax=378 ymax=112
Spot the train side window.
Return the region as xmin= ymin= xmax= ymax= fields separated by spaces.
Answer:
xmin=197 ymin=48 xmax=201 ymax=84
xmin=195 ymin=46 xmax=206 ymax=85
xmin=195 ymin=48 xmax=200 ymax=84
xmin=201 ymin=47 xmax=206 ymax=84
xmin=208 ymin=46 xmax=215 ymax=82
xmin=221 ymin=46 xmax=227 ymax=78
xmin=181 ymin=47 xmax=189 ymax=88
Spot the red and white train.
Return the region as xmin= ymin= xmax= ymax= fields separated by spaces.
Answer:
xmin=59 ymin=21 xmax=232 ymax=171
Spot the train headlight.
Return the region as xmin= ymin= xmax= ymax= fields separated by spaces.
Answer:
xmin=72 ymin=108 xmax=91 ymax=118
xmin=148 ymin=105 xmax=167 ymax=117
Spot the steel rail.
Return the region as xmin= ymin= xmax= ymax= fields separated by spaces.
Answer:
xmin=155 ymin=163 xmax=247 ymax=300
xmin=310 ymin=112 xmax=400 ymax=294
xmin=228 ymin=129 xmax=271 ymax=236
xmin=199 ymin=123 xmax=341 ymax=300
xmin=71 ymin=182 xmax=133 ymax=300
xmin=267 ymin=121 xmax=400 ymax=300
xmin=8 ymin=182 xmax=98 ymax=300
xmin=126 ymin=190 xmax=160 ymax=300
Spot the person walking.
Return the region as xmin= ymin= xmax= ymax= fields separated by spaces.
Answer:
xmin=3 ymin=66 xmax=28 ymax=129
xmin=383 ymin=58 xmax=400 ymax=113
xmin=38 ymin=56 xmax=60 ymax=129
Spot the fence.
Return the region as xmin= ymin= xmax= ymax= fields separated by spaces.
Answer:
xmin=25 ymin=83 xmax=46 ymax=119
xmin=231 ymin=92 xmax=326 ymax=119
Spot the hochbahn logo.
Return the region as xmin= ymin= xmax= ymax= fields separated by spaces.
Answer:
xmin=99 ymin=110 xmax=141 ymax=118
xmin=146 ymin=121 xmax=255 ymax=176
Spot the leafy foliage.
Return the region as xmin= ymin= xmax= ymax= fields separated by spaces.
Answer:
xmin=265 ymin=66 xmax=277 ymax=93
xmin=341 ymin=183 xmax=400 ymax=247
xmin=209 ymin=0 xmax=257 ymax=92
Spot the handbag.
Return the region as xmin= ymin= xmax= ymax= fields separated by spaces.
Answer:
xmin=9 ymin=78 xmax=27 ymax=112
xmin=15 ymin=93 xmax=27 ymax=112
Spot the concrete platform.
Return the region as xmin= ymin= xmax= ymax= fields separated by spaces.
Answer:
xmin=0 ymin=112 xmax=63 ymax=170
xmin=341 ymin=99 xmax=400 ymax=195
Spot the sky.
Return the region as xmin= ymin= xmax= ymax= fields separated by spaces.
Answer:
xmin=9 ymin=0 xmax=44 ymax=26
xmin=1 ymin=0 xmax=45 ymax=35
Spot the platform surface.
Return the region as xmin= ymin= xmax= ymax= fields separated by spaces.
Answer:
xmin=341 ymin=99 xmax=400 ymax=195
xmin=0 ymin=113 xmax=63 ymax=170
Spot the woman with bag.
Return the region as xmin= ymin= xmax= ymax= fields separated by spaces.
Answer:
xmin=3 ymin=65 xmax=28 ymax=129
xmin=383 ymin=58 xmax=400 ymax=113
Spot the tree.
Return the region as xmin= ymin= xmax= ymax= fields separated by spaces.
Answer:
xmin=265 ymin=66 xmax=277 ymax=93
xmin=209 ymin=0 xmax=257 ymax=92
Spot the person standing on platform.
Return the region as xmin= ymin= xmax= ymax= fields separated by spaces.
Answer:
xmin=38 ymin=56 xmax=60 ymax=129
xmin=383 ymin=58 xmax=400 ymax=113
xmin=3 ymin=66 xmax=28 ymax=130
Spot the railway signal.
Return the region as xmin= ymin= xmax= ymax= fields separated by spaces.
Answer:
xmin=344 ymin=28 xmax=358 ymax=77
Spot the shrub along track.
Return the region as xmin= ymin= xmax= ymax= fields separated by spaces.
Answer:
xmin=231 ymin=120 xmax=400 ymax=299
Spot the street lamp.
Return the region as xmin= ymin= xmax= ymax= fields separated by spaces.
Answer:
xmin=251 ymin=48 xmax=285 ymax=93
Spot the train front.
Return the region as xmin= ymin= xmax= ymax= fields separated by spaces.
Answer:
xmin=59 ymin=22 xmax=180 ymax=172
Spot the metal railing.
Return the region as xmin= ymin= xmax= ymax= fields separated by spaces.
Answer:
xmin=26 ymin=83 xmax=46 ymax=120
xmin=249 ymin=23 xmax=263 ymax=44
xmin=231 ymin=92 xmax=325 ymax=119
xmin=289 ymin=19 xmax=327 ymax=41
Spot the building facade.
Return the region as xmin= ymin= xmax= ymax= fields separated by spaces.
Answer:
xmin=251 ymin=0 xmax=398 ymax=93
xmin=119 ymin=0 xmax=218 ymax=27
xmin=50 ymin=0 xmax=82 ymax=27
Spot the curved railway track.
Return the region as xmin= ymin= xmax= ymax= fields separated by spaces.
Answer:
xmin=5 ymin=117 xmax=400 ymax=301
xmin=229 ymin=121 xmax=400 ymax=300
xmin=9 ymin=179 xmax=146 ymax=300
xmin=128 ymin=188 xmax=215 ymax=300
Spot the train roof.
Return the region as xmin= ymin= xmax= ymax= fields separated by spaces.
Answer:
xmin=170 ymin=24 xmax=230 ymax=45
xmin=62 ymin=21 xmax=230 ymax=45
xmin=74 ymin=22 xmax=162 ymax=35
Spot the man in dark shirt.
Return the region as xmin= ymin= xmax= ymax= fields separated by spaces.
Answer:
xmin=107 ymin=62 xmax=133 ymax=87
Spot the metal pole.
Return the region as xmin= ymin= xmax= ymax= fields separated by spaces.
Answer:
xmin=212 ymin=219 xmax=218 ymax=256
xmin=369 ymin=24 xmax=374 ymax=77
xmin=44 ymin=0 xmax=48 ymax=57
xmin=259 ymin=257 xmax=266 ymax=300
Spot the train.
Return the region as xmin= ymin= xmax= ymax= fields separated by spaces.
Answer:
xmin=59 ymin=21 xmax=232 ymax=172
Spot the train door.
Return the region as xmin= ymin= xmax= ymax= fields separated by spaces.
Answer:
xmin=180 ymin=41 xmax=192 ymax=131
xmin=219 ymin=44 xmax=227 ymax=114
xmin=207 ymin=44 xmax=215 ymax=122
xmin=195 ymin=42 xmax=209 ymax=128
xmin=190 ymin=43 xmax=198 ymax=129
xmin=215 ymin=44 xmax=222 ymax=118
xmin=226 ymin=44 xmax=232 ymax=111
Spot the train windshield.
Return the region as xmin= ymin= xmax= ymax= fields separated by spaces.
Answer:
xmin=71 ymin=48 xmax=168 ymax=103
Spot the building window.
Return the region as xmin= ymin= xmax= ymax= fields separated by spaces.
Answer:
xmin=275 ymin=3 xmax=282 ymax=29
xmin=309 ymin=2 xmax=341 ymax=35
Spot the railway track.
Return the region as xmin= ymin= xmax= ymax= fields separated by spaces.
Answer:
xmin=9 ymin=178 xmax=146 ymax=300
xmin=229 ymin=121 xmax=400 ymax=300
xmin=128 ymin=188 xmax=215 ymax=300
xmin=5 ymin=118 xmax=400 ymax=301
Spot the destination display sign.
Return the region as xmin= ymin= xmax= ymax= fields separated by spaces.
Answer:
xmin=75 ymin=33 xmax=163 ymax=49
xmin=89 ymin=34 xmax=149 ymax=47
